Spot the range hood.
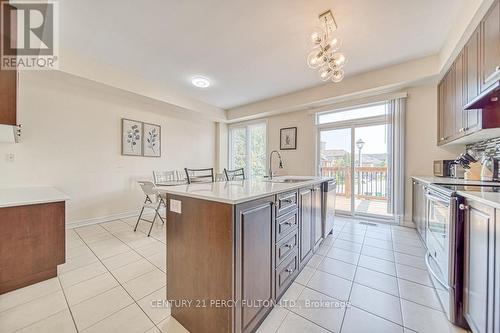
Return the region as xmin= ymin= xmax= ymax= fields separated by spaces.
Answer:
xmin=464 ymin=80 xmax=499 ymax=110
xmin=0 ymin=124 xmax=20 ymax=143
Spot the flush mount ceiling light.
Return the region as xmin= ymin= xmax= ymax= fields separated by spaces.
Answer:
xmin=307 ymin=10 xmax=347 ymax=83
xmin=191 ymin=76 xmax=211 ymax=88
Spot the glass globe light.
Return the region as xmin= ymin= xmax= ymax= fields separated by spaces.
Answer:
xmin=310 ymin=27 xmax=325 ymax=47
xmin=332 ymin=52 xmax=346 ymax=68
xmin=319 ymin=66 xmax=333 ymax=81
xmin=328 ymin=38 xmax=342 ymax=52
xmin=307 ymin=50 xmax=325 ymax=69
xmin=331 ymin=69 xmax=345 ymax=83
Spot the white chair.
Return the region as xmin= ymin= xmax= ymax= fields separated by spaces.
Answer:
xmin=134 ymin=181 xmax=166 ymax=236
xmin=153 ymin=170 xmax=176 ymax=184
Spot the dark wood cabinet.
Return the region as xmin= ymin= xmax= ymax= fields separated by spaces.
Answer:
xmin=0 ymin=2 xmax=17 ymax=126
xmin=455 ymin=50 xmax=466 ymax=135
xmin=463 ymin=199 xmax=496 ymax=333
xmin=466 ymin=27 xmax=482 ymax=133
xmin=235 ymin=196 xmax=275 ymax=333
xmin=312 ymin=185 xmax=323 ymax=249
xmin=480 ymin=0 xmax=500 ymax=92
xmin=411 ymin=179 xmax=426 ymax=243
xmin=437 ymin=0 xmax=500 ymax=145
xmin=166 ymin=182 xmax=328 ymax=333
xmin=0 ymin=202 xmax=65 ymax=294
xmin=495 ymin=210 xmax=500 ymax=333
xmin=298 ymin=188 xmax=313 ymax=267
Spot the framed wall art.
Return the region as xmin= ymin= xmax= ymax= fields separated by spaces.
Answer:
xmin=143 ymin=122 xmax=161 ymax=157
xmin=121 ymin=118 xmax=143 ymax=156
xmin=280 ymin=127 xmax=297 ymax=150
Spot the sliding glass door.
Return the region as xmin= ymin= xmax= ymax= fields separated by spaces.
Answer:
xmin=318 ymin=103 xmax=392 ymax=220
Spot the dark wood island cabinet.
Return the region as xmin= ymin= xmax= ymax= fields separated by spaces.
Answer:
xmin=0 ymin=188 xmax=68 ymax=294
xmin=162 ymin=178 xmax=332 ymax=333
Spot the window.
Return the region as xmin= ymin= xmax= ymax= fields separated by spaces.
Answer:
xmin=229 ymin=122 xmax=266 ymax=178
xmin=317 ymin=103 xmax=386 ymax=124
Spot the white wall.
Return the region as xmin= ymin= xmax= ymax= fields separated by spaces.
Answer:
xmin=254 ymin=83 xmax=464 ymax=222
xmin=0 ymin=71 xmax=216 ymax=226
xmin=404 ymin=85 xmax=463 ymax=221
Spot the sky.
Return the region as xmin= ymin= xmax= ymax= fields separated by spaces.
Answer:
xmin=320 ymin=124 xmax=388 ymax=154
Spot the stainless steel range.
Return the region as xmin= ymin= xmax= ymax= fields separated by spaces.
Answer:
xmin=424 ymin=184 xmax=467 ymax=327
xmin=424 ymin=183 xmax=500 ymax=328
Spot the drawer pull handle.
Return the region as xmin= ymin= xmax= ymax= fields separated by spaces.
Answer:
xmin=284 ymin=221 xmax=295 ymax=226
xmin=282 ymin=199 xmax=293 ymax=204
xmin=459 ymin=203 xmax=469 ymax=210
xmin=285 ymin=244 xmax=293 ymax=248
xmin=286 ymin=268 xmax=293 ymax=274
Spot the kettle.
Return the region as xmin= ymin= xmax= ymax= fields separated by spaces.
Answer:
xmin=480 ymin=154 xmax=499 ymax=182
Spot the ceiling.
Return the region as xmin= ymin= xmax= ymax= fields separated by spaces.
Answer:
xmin=59 ymin=0 xmax=465 ymax=110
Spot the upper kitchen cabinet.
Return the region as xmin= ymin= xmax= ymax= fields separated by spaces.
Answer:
xmin=437 ymin=0 xmax=500 ymax=146
xmin=466 ymin=27 xmax=482 ymax=133
xmin=480 ymin=0 xmax=500 ymax=92
xmin=0 ymin=2 xmax=17 ymax=126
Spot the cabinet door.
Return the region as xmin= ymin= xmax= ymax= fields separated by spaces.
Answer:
xmin=444 ymin=68 xmax=456 ymax=141
xmin=466 ymin=27 xmax=482 ymax=133
xmin=312 ymin=185 xmax=323 ymax=249
xmin=455 ymin=51 xmax=466 ymax=136
xmin=298 ymin=187 xmax=313 ymax=267
xmin=480 ymin=0 xmax=500 ymax=92
xmin=235 ymin=196 xmax=274 ymax=333
xmin=438 ymin=80 xmax=445 ymax=144
xmin=412 ymin=180 xmax=426 ymax=242
xmin=494 ymin=210 xmax=500 ymax=333
xmin=464 ymin=200 xmax=495 ymax=333
xmin=0 ymin=3 xmax=17 ymax=126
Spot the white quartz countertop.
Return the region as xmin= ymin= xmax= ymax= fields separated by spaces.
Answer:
xmin=412 ymin=176 xmax=500 ymax=186
xmin=156 ymin=176 xmax=334 ymax=204
xmin=457 ymin=190 xmax=500 ymax=209
xmin=0 ymin=187 xmax=69 ymax=208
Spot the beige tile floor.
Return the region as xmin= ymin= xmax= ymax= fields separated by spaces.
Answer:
xmin=0 ymin=214 xmax=468 ymax=333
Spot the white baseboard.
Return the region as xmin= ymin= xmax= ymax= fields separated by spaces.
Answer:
xmin=66 ymin=210 xmax=141 ymax=229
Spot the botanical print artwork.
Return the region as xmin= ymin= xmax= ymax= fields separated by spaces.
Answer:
xmin=280 ymin=127 xmax=297 ymax=150
xmin=122 ymin=119 xmax=143 ymax=156
xmin=143 ymin=123 xmax=161 ymax=157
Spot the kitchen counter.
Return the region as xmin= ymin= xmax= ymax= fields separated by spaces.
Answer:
xmin=457 ymin=190 xmax=500 ymax=209
xmin=0 ymin=187 xmax=69 ymax=208
xmin=412 ymin=176 xmax=500 ymax=186
xmin=157 ymin=176 xmax=333 ymax=204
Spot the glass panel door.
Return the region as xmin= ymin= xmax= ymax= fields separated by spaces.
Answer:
xmin=354 ymin=124 xmax=390 ymax=217
xmin=319 ymin=128 xmax=352 ymax=213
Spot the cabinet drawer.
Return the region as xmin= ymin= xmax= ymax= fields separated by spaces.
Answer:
xmin=276 ymin=210 xmax=298 ymax=241
xmin=275 ymin=191 xmax=298 ymax=217
xmin=275 ymin=230 xmax=298 ymax=267
xmin=275 ymin=249 xmax=299 ymax=299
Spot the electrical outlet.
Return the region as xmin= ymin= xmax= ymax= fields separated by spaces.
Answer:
xmin=5 ymin=153 xmax=15 ymax=162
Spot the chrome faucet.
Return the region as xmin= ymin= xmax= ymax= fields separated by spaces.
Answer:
xmin=268 ymin=150 xmax=284 ymax=180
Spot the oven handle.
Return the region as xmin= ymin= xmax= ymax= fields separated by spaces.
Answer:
xmin=425 ymin=192 xmax=450 ymax=206
xmin=425 ymin=251 xmax=450 ymax=291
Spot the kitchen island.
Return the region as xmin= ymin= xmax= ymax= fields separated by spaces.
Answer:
xmin=158 ymin=176 xmax=334 ymax=333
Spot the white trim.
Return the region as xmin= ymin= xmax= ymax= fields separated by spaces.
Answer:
xmin=307 ymin=91 xmax=408 ymax=116
xmin=65 ymin=209 xmax=142 ymax=229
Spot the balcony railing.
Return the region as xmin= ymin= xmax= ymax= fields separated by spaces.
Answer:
xmin=321 ymin=166 xmax=387 ymax=200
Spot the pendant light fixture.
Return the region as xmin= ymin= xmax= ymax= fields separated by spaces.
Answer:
xmin=307 ymin=10 xmax=346 ymax=83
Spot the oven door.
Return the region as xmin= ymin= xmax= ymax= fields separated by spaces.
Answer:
xmin=425 ymin=190 xmax=450 ymax=277
xmin=425 ymin=188 xmax=453 ymax=319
